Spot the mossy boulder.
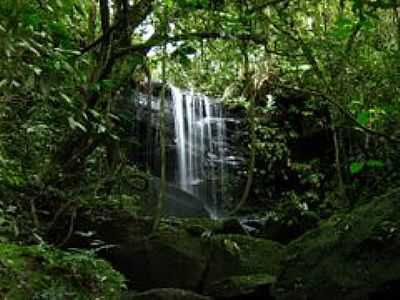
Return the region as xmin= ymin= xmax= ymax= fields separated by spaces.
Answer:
xmin=209 ymin=234 xmax=284 ymax=277
xmin=273 ymin=189 xmax=400 ymax=300
xmin=205 ymin=273 xmax=276 ymax=299
xmin=0 ymin=243 xmax=125 ymax=299
xmin=71 ymin=214 xmax=284 ymax=293
xmin=121 ymin=288 xmax=211 ymax=300
xmin=255 ymin=211 xmax=320 ymax=244
xmin=213 ymin=218 xmax=249 ymax=235
xmin=91 ymin=217 xmax=224 ymax=291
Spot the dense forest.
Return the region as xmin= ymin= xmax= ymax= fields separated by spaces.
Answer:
xmin=1 ymin=0 xmax=400 ymax=299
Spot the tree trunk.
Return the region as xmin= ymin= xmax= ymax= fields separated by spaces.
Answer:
xmin=49 ymin=0 xmax=155 ymax=180
xmin=152 ymin=5 xmax=168 ymax=233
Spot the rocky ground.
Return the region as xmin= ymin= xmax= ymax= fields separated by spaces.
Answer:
xmin=40 ymin=187 xmax=398 ymax=300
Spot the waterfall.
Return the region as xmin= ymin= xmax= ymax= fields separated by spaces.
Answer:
xmin=171 ymin=86 xmax=226 ymax=219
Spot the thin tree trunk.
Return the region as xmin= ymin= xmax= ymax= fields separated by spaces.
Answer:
xmin=145 ymin=64 xmax=153 ymax=170
xmin=332 ymin=122 xmax=348 ymax=207
xmin=231 ymin=48 xmax=257 ymax=214
xmin=88 ymin=0 xmax=97 ymax=42
xmin=233 ymin=87 xmax=256 ymax=214
xmin=152 ymin=6 xmax=168 ymax=233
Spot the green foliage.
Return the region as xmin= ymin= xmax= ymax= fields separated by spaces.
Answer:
xmin=0 ymin=2 xmax=399 ymax=295
xmin=81 ymin=161 xmax=150 ymax=215
xmin=274 ymin=191 xmax=320 ymax=227
xmin=350 ymin=159 xmax=385 ymax=175
xmin=350 ymin=161 xmax=365 ymax=174
xmin=0 ymin=243 xmax=125 ymax=299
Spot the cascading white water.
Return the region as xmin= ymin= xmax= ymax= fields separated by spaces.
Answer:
xmin=171 ymin=86 xmax=226 ymax=218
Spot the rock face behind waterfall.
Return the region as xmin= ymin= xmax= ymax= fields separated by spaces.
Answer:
xmin=148 ymin=177 xmax=208 ymax=217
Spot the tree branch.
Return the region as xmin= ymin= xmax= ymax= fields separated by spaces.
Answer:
xmin=276 ymin=83 xmax=400 ymax=144
xmin=115 ymin=31 xmax=268 ymax=58
xmin=249 ymin=0 xmax=289 ymax=13
xmin=364 ymin=0 xmax=400 ymax=9
xmin=80 ymin=0 xmax=155 ymax=55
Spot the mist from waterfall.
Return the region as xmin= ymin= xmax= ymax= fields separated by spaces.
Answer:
xmin=171 ymin=86 xmax=226 ymax=219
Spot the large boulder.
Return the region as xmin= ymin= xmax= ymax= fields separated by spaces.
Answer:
xmin=0 ymin=243 xmax=124 ymax=299
xmin=205 ymin=274 xmax=276 ymax=299
xmin=273 ymin=189 xmax=400 ymax=300
xmin=69 ymin=214 xmax=284 ymax=294
xmin=121 ymin=288 xmax=211 ymax=300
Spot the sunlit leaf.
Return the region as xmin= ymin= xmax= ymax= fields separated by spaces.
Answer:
xmin=68 ymin=117 xmax=86 ymax=132
xmin=350 ymin=161 xmax=365 ymax=174
xmin=17 ymin=40 xmax=40 ymax=57
xmin=56 ymin=0 xmax=63 ymax=8
xmin=97 ymin=124 xmax=106 ymax=133
xmin=60 ymin=93 xmax=72 ymax=104
xmin=63 ymin=61 xmax=74 ymax=73
xmin=89 ymin=109 xmax=101 ymax=119
xmin=0 ymin=79 xmax=8 ymax=88
xmin=11 ymin=81 xmax=21 ymax=88
xmin=33 ymin=67 xmax=42 ymax=75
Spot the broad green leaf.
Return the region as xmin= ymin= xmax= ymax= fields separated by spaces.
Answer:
xmin=356 ymin=111 xmax=370 ymax=126
xmin=332 ymin=17 xmax=353 ymax=39
xmin=366 ymin=160 xmax=385 ymax=168
xmin=165 ymin=0 xmax=174 ymax=8
xmin=23 ymin=13 xmax=41 ymax=27
xmin=350 ymin=161 xmax=365 ymax=174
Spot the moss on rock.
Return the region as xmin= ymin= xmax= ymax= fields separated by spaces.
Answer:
xmin=273 ymin=189 xmax=400 ymax=300
xmin=121 ymin=288 xmax=211 ymax=300
xmin=210 ymin=234 xmax=284 ymax=276
xmin=205 ymin=273 xmax=276 ymax=299
xmin=75 ymin=214 xmax=284 ymax=293
xmin=0 ymin=243 xmax=125 ymax=299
